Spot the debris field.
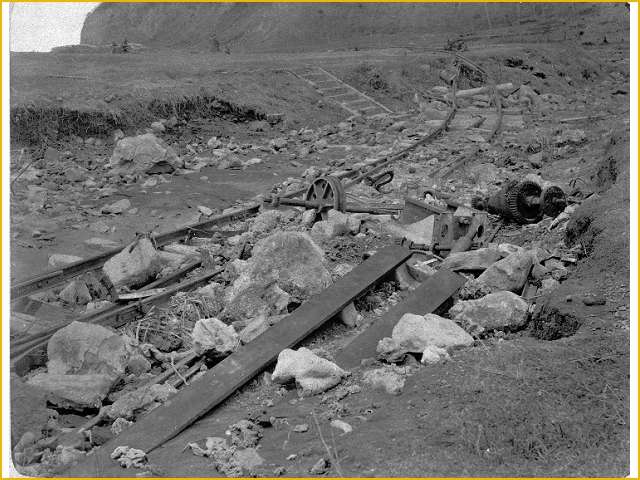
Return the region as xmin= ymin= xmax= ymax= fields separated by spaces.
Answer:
xmin=9 ymin=10 xmax=631 ymax=477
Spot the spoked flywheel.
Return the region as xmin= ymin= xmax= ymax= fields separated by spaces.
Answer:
xmin=304 ymin=176 xmax=346 ymax=220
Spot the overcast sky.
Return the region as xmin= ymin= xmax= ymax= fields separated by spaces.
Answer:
xmin=10 ymin=2 xmax=98 ymax=52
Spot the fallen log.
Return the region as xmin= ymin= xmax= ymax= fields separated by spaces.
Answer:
xmin=64 ymin=246 xmax=412 ymax=475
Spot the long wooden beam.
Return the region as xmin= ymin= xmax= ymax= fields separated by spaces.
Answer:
xmin=65 ymin=246 xmax=412 ymax=476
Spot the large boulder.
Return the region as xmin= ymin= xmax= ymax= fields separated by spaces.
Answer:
xmin=26 ymin=373 xmax=114 ymax=410
xmin=271 ymin=347 xmax=349 ymax=396
xmin=220 ymin=283 xmax=290 ymax=327
xmin=476 ymin=250 xmax=534 ymax=293
xmin=377 ymin=313 xmax=473 ymax=363
xmin=108 ymin=133 xmax=183 ymax=175
xmin=441 ymin=248 xmax=503 ymax=272
xmin=225 ymin=231 xmax=332 ymax=307
xmin=449 ymin=291 xmax=529 ymax=337
xmin=102 ymin=238 xmax=163 ymax=288
xmin=47 ymin=321 xmax=128 ymax=377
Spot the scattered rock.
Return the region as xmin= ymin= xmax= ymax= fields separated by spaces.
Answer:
xmin=59 ymin=280 xmax=92 ymax=306
xmin=539 ymin=277 xmax=560 ymax=296
xmin=330 ymin=419 xmax=352 ymax=434
xmin=110 ymin=446 xmax=147 ymax=469
xmin=102 ymin=238 xmax=163 ymax=288
xmin=47 ymin=321 xmax=128 ymax=377
xmin=362 ymin=366 xmax=405 ymax=395
xmin=377 ymin=313 xmax=473 ymax=363
xmin=476 ymin=250 xmax=534 ymax=293
xmin=109 ymin=133 xmax=183 ymax=175
xmin=221 ymin=283 xmax=290 ymax=327
xmin=449 ymin=291 xmax=529 ymax=337
xmin=441 ymin=248 xmax=503 ymax=272
xmin=310 ymin=220 xmax=349 ymax=242
xmin=339 ymin=302 xmax=361 ymax=327
xmin=198 ymin=205 xmax=214 ymax=216
xmin=310 ymin=458 xmax=329 ymax=475
xmin=226 ymin=231 xmax=332 ymax=306
xmin=406 ymin=259 xmax=437 ymax=281
xmin=191 ymin=318 xmax=239 ymax=355
xmin=111 ymin=418 xmax=134 ymax=436
xmin=48 ymin=254 xmax=83 ymax=267
xmin=102 ymin=199 xmax=131 ymax=214
xmin=228 ymin=420 xmax=262 ymax=448
xmin=27 ymin=373 xmax=114 ymax=410
xmin=293 ymin=424 xmax=309 ymax=433
xmin=271 ymin=347 xmax=349 ymax=396
xmin=301 ymin=209 xmax=318 ymax=227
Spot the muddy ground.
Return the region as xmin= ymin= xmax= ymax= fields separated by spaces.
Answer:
xmin=9 ymin=9 xmax=631 ymax=477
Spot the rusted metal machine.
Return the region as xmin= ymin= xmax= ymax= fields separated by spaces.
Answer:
xmin=471 ymin=180 xmax=567 ymax=224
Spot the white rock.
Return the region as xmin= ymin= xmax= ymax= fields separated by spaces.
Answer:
xmin=377 ymin=313 xmax=473 ymax=362
xmin=198 ymin=205 xmax=214 ymax=216
xmin=449 ymin=291 xmax=529 ymax=337
xmin=102 ymin=199 xmax=131 ymax=214
xmin=271 ymin=347 xmax=349 ymax=395
xmin=330 ymin=419 xmax=353 ymax=434
xmin=362 ymin=367 xmax=405 ymax=395
xmin=477 ymin=250 xmax=534 ymax=293
xmin=191 ymin=318 xmax=239 ymax=355
xmin=48 ymin=254 xmax=83 ymax=268
xmin=102 ymin=238 xmax=163 ymax=288
xmin=59 ymin=280 xmax=92 ymax=306
xmin=421 ymin=345 xmax=450 ymax=364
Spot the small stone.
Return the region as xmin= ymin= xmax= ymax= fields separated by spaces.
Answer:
xmin=293 ymin=424 xmax=309 ymax=433
xmin=198 ymin=205 xmax=214 ymax=216
xmin=310 ymin=458 xmax=329 ymax=475
xmin=48 ymin=254 xmax=83 ymax=268
xmin=271 ymin=347 xmax=349 ymax=396
xmin=362 ymin=367 xmax=405 ymax=395
xmin=329 ymin=419 xmax=352 ymax=434
xmin=102 ymin=199 xmax=131 ymax=214
xmin=59 ymin=280 xmax=92 ymax=306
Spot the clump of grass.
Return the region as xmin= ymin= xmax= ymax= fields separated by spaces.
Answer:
xmin=10 ymin=92 xmax=268 ymax=146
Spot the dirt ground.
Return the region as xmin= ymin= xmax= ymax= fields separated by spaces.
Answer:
xmin=9 ymin=6 xmax=632 ymax=477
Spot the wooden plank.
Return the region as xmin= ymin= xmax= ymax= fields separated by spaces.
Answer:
xmin=65 ymin=246 xmax=411 ymax=475
xmin=335 ymin=268 xmax=466 ymax=369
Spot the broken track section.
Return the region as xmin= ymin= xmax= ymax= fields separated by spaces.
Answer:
xmin=66 ymin=246 xmax=412 ymax=474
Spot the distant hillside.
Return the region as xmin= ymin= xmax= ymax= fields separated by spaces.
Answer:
xmin=80 ymin=3 xmax=594 ymax=53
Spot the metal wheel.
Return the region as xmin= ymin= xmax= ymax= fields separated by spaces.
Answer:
xmin=304 ymin=176 xmax=346 ymax=220
xmin=541 ymin=186 xmax=567 ymax=218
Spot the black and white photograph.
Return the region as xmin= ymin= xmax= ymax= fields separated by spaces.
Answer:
xmin=4 ymin=2 xmax=636 ymax=477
